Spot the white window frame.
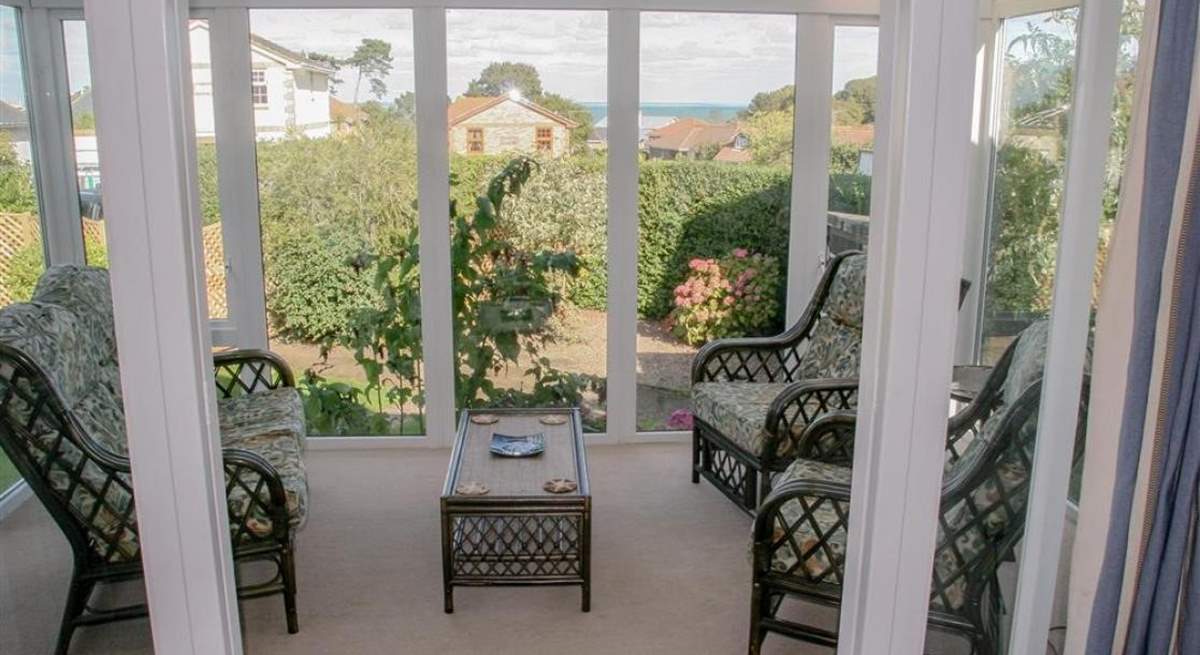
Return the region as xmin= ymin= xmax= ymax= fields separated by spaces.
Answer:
xmin=249 ymin=69 xmax=268 ymax=106
xmin=15 ymin=1 xmax=1125 ymax=654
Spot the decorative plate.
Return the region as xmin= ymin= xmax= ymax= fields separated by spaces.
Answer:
xmin=489 ymin=432 xmax=546 ymax=457
xmin=470 ymin=413 xmax=500 ymax=425
xmin=456 ymin=481 xmax=489 ymax=496
xmin=539 ymin=415 xmax=569 ymax=426
xmin=543 ymin=478 xmax=578 ymax=494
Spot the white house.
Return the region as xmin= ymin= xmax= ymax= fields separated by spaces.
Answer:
xmin=189 ymin=21 xmax=334 ymax=141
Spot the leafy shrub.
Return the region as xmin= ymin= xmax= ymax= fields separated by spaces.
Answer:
xmin=638 ymin=161 xmax=791 ymax=321
xmin=829 ymin=173 xmax=871 ymax=215
xmin=6 ymin=240 xmax=43 ymax=302
xmin=829 ymin=143 xmax=864 ymax=176
xmin=262 ymin=225 xmax=378 ymax=344
xmin=337 ymin=157 xmax=603 ymax=426
xmin=667 ymin=249 xmax=782 ymax=346
xmin=986 ymin=143 xmax=1062 ymax=314
xmin=298 ymin=372 xmax=393 ymax=436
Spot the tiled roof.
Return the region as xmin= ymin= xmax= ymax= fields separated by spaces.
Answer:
xmin=447 ymin=96 xmax=579 ymax=129
xmin=832 ymin=124 xmax=875 ymax=147
xmin=646 ymin=118 xmax=741 ymax=153
xmin=712 ymin=146 xmax=753 ymax=163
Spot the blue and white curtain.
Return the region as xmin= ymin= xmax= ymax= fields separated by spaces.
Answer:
xmin=1067 ymin=0 xmax=1200 ymax=652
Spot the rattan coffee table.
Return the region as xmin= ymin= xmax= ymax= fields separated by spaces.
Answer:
xmin=440 ymin=408 xmax=591 ymax=613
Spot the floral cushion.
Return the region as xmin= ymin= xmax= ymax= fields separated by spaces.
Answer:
xmin=0 ymin=303 xmax=102 ymax=405
xmin=692 ymin=382 xmax=796 ymax=456
xmin=33 ymin=265 xmax=119 ymax=364
xmin=767 ymin=458 xmax=852 ymax=581
xmin=766 ymin=319 xmax=1056 ymax=612
xmin=218 ymin=387 xmax=307 ymax=450
xmin=796 ymin=254 xmax=866 ymax=380
xmin=224 ymin=431 xmax=310 ymax=540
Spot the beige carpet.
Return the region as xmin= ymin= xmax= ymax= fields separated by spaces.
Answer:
xmin=0 ymin=443 xmax=849 ymax=654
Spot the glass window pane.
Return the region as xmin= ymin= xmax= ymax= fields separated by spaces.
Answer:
xmin=978 ymin=9 xmax=1079 ymax=364
xmin=0 ymin=5 xmax=44 ymax=494
xmin=446 ymin=9 xmax=608 ymax=432
xmin=60 ymin=19 xmax=229 ymax=319
xmin=249 ymin=9 xmax=424 ymax=436
xmin=828 ymin=25 xmax=878 ymax=250
xmin=637 ymin=12 xmax=796 ymax=432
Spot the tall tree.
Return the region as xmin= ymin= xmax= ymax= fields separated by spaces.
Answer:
xmin=465 ymin=62 xmax=544 ymax=98
xmin=743 ymin=85 xmax=794 ymax=117
xmin=345 ymin=38 xmax=394 ymax=104
xmin=833 ymin=76 xmax=877 ymax=124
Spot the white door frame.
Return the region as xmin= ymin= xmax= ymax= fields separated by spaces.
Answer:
xmin=83 ymin=0 xmax=243 ymax=652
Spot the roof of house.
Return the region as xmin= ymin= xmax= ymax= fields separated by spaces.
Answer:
xmin=0 ymin=100 xmax=27 ymax=127
xmin=645 ymin=118 xmax=742 ymax=153
xmin=447 ymin=96 xmax=579 ymax=129
xmin=330 ymin=98 xmax=368 ymax=124
xmin=188 ymin=20 xmax=336 ymax=75
xmin=712 ymin=146 xmax=753 ymax=163
xmin=832 ymin=124 xmax=875 ymax=148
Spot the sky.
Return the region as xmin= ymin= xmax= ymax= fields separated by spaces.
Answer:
xmin=0 ymin=8 xmax=879 ymax=109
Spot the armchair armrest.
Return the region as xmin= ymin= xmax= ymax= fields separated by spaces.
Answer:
xmin=690 ymin=332 xmax=803 ymax=384
xmin=759 ymin=379 xmax=859 ymax=467
xmin=752 ymin=476 xmax=853 ymax=584
xmin=213 ymin=349 xmax=295 ymax=398
xmin=222 ymin=447 xmax=291 ymax=543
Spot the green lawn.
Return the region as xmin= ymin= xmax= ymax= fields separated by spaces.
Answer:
xmin=0 ymin=452 xmax=20 ymax=492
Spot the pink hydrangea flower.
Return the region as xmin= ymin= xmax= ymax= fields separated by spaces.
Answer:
xmin=666 ymin=409 xmax=694 ymax=430
xmin=733 ymin=248 xmax=749 ymax=258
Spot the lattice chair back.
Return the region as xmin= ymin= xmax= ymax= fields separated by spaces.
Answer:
xmin=0 ymin=303 xmax=140 ymax=565
xmin=930 ymin=320 xmax=1088 ymax=627
xmin=691 ymin=251 xmax=865 ymax=384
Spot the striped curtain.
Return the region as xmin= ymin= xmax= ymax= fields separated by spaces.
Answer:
xmin=1067 ymin=0 xmax=1200 ymax=652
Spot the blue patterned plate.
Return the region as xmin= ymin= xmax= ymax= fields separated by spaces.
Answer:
xmin=489 ymin=432 xmax=546 ymax=457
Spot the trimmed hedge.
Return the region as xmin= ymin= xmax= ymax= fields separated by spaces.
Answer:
xmin=637 ymin=161 xmax=791 ymax=319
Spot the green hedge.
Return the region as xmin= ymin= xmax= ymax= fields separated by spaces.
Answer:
xmin=637 ymin=161 xmax=791 ymax=319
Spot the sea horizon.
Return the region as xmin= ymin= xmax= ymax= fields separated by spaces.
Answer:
xmin=582 ymin=101 xmax=746 ymax=124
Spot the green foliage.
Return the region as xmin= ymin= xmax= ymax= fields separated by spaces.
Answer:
xmin=0 ymin=133 xmax=37 ymax=213
xmin=668 ymin=250 xmax=782 ymax=346
xmin=345 ymin=38 xmax=394 ymax=102
xmin=196 ymin=142 xmax=221 ymax=225
xmin=828 ymin=174 xmax=871 ymax=215
xmin=6 ymin=240 xmax=43 ymax=302
xmin=263 ymin=224 xmax=378 ymax=344
xmin=466 ymin=61 xmax=544 ymax=98
xmin=744 ymin=109 xmax=795 ymax=167
xmin=298 ymin=371 xmax=393 ymax=436
xmin=638 ymin=161 xmax=791 ymax=321
xmin=833 ymin=76 xmax=877 ymax=125
xmin=73 ymin=111 xmax=96 ymax=131
xmin=743 ymin=85 xmax=794 ymax=116
xmin=331 ymin=157 xmax=601 ymax=423
xmin=829 ymin=143 xmax=863 ymax=175
xmin=987 ymin=143 xmax=1062 ymax=313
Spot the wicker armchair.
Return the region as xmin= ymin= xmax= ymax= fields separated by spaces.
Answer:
xmin=0 ymin=266 xmax=307 ymax=654
xmin=691 ymin=251 xmax=865 ymax=512
xmin=748 ymin=321 xmax=1089 ymax=655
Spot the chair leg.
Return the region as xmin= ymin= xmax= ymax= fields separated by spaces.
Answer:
xmin=758 ymin=467 xmax=773 ymax=509
xmin=744 ymin=467 xmax=759 ymax=512
xmin=55 ymin=572 xmax=93 ymax=655
xmin=748 ymin=581 xmax=769 ymax=655
xmin=691 ymin=429 xmax=701 ymax=484
xmin=281 ymin=543 xmax=299 ymax=634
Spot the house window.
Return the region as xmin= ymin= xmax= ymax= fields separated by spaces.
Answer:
xmin=250 ymin=70 xmax=268 ymax=106
xmin=468 ymin=128 xmax=484 ymax=153
xmin=536 ymin=127 xmax=553 ymax=153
